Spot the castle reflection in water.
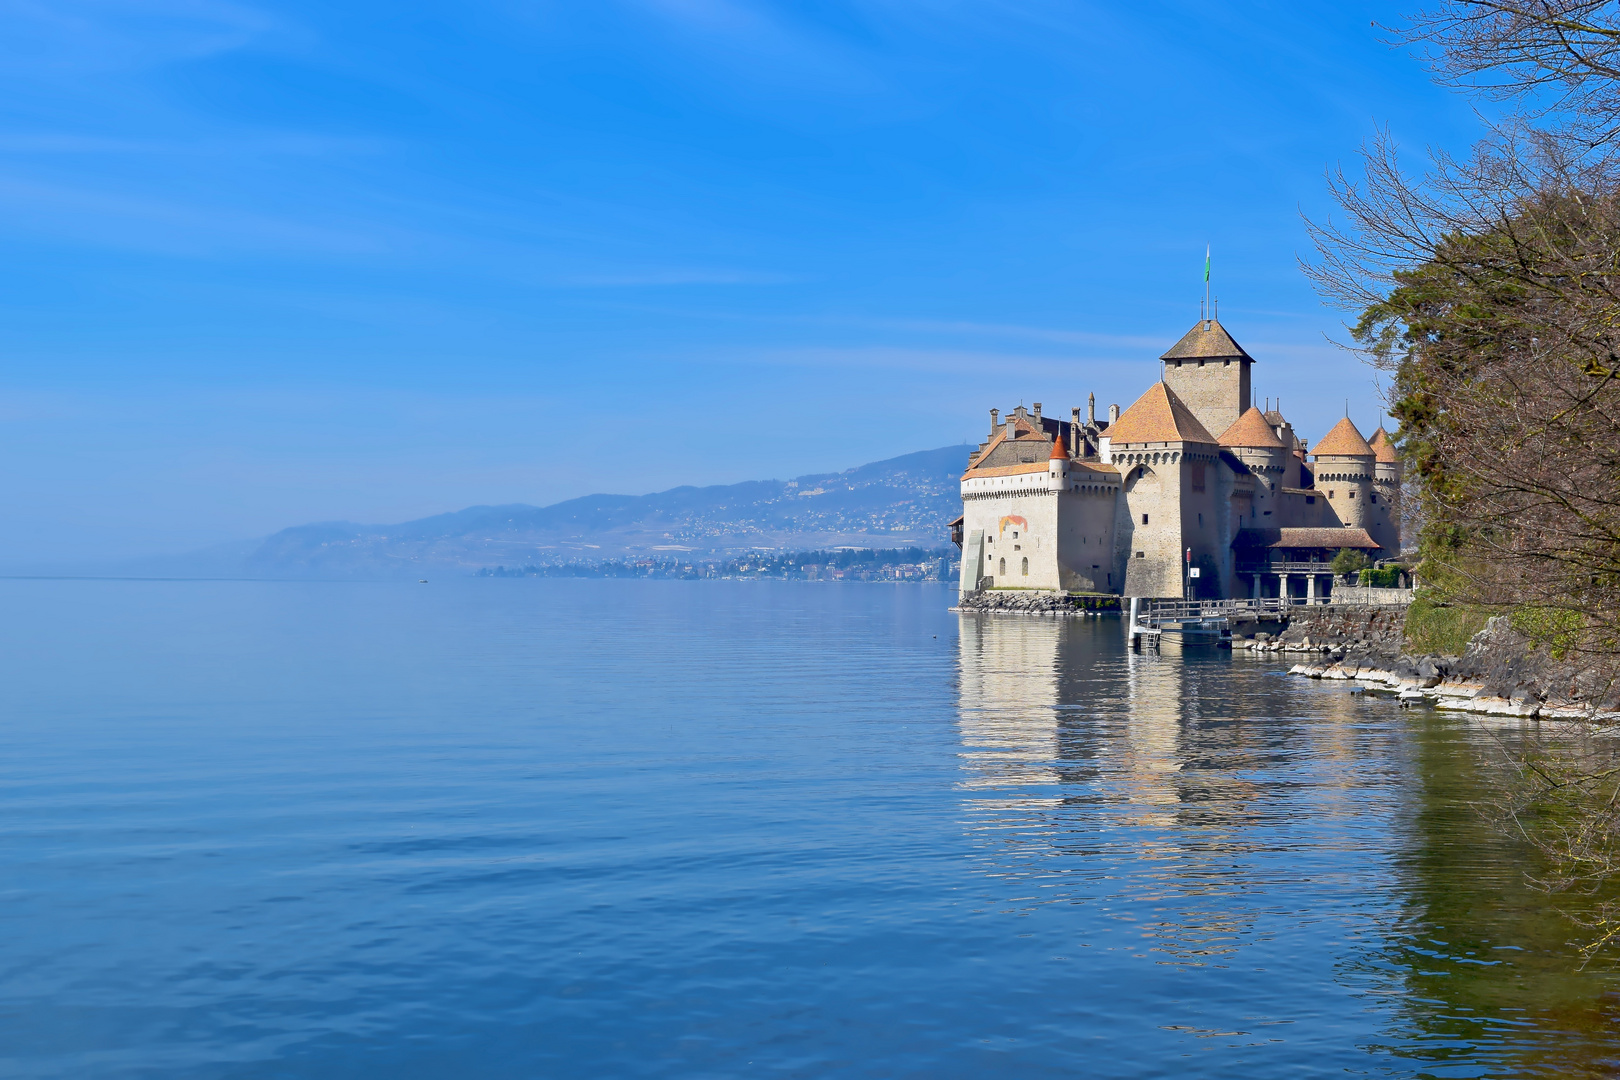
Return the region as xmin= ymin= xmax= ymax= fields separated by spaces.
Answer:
xmin=953 ymin=612 xmax=1378 ymax=965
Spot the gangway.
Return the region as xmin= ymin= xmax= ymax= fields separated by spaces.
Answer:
xmin=1128 ymin=597 xmax=1287 ymax=650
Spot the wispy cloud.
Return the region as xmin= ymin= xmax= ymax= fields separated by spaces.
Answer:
xmin=0 ymin=173 xmax=391 ymax=256
xmin=554 ymin=268 xmax=802 ymax=288
xmin=0 ymin=0 xmax=280 ymax=76
xmin=628 ymin=0 xmax=890 ymax=96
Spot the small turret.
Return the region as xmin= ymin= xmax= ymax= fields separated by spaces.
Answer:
xmin=1368 ymin=427 xmax=1403 ymax=554
xmin=1047 ymin=434 xmax=1069 ymax=491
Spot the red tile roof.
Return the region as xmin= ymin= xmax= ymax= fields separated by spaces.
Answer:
xmin=1232 ymin=527 xmax=1380 ymax=550
xmin=1218 ymin=406 xmax=1285 ymax=449
xmin=1368 ymin=427 xmax=1398 ymax=464
xmin=1107 ymin=382 xmax=1216 ymax=445
xmin=1313 ymin=417 xmax=1374 ymax=458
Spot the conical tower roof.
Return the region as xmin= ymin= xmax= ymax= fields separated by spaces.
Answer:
xmin=1368 ymin=427 xmax=1398 ymax=464
xmin=1313 ymin=417 xmax=1374 ymax=458
xmin=1049 ymin=433 xmax=1068 ymax=460
xmin=1107 ymin=382 xmax=1216 ymax=445
xmin=1160 ymin=318 xmax=1254 ymax=363
xmin=1217 ymin=406 xmax=1285 ymax=449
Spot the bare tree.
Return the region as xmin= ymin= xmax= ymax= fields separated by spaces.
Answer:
xmin=1396 ymin=2 xmax=1620 ymax=144
xmin=1309 ymin=1 xmax=1620 ymax=957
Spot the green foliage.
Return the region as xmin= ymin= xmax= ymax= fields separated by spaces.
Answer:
xmin=1331 ymin=548 xmax=1371 ymax=575
xmin=1509 ymin=606 xmax=1583 ymax=661
xmin=1405 ymin=593 xmax=1491 ymax=656
xmin=1360 ymin=566 xmax=1403 ymax=588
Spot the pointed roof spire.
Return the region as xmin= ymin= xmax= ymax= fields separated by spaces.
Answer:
xmin=1368 ymin=426 xmax=1398 ymax=463
xmin=1049 ymin=433 xmax=1068 ymax=460
xmin=1218 ymin=406 xmax=1285 ymax=449
xmin=1313 ymin=417 xmax=1375 ymax=458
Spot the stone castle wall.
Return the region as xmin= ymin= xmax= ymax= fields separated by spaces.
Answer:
xmin=1161 ymin=360 xmax=1248 ymax=437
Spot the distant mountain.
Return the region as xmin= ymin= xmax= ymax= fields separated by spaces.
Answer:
xmin=237 ymin=444 xmax=969 ymax=578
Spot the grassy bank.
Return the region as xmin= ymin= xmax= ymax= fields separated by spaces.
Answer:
xmin=1404 ymin=593 xmax=1492 ymax=656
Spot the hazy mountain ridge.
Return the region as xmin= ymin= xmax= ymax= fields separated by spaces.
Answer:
xmin=240 ymin=445 xmax=968 ymax=577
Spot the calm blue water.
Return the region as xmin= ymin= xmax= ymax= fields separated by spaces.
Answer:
xmin=0 ymin=578 xmax=1616 ymax=1078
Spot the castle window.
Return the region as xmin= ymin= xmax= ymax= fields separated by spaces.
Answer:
xmin=999 ymin=558 xmax=1006 ymax=575
xmin=1348 ymin=490 xmax=1356 ymax=499
xmin=1370 ymin=493 xmax=1377 ymax=503
xmin=1136 ymin=551 xmax=1145 ymax=558
xmin=1021 ymin=558 xmax=1029 ymax=576
xmin=1142 ymin=513 xmax=1149 ymax=524
xmin=1329 ymin=490 xmax=1335 ymax=498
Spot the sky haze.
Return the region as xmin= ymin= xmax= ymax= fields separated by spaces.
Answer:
xmin=0 ymin=1 xmax=1484 ymax=565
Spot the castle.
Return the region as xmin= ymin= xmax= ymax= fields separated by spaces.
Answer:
xmin=950 ymin=316 xmax=1402 ymax=601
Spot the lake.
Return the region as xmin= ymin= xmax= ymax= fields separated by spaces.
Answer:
xmin=0 ymin=578 xmax=1616 ymax=1077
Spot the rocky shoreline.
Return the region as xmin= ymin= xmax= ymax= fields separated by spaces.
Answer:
xmin=951 ymin=590 xmax=1618 ymax=719
xmin=951 ymin=590 xmax=1119 ymax=617
xmin=1255 ymin=607 xmax=1620 ymax=721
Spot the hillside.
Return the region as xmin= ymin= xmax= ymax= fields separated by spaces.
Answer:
xmin=240 ymin=445 xmax=969 ymax=577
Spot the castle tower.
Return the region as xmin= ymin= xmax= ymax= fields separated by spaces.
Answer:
xmin=1368 ymin=427 xmax=1402 ymax=555
xmin=1217 ymin=407 xmax=1287 ymax=531
xmin=1311 ymin=418 xmax=1376 ymax=534
xmin=1159 ymin=318 xmax=1254 ymax=439
xmin=1107 ymin=382 xmax=1219 ymax=598
xmin=1047 ymin=433 xmax=1069 ymax=492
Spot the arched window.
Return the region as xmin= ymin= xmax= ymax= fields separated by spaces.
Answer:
xmin=1021 ymin=557 xmax=1029 ymax=576
xmin=999 ymin=558 xmax=1006 ymax=575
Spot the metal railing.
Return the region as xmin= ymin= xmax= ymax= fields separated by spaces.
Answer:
xmin=1138 ymin=597 xmax=1288 ymax=620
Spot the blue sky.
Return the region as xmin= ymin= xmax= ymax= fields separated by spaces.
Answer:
xmin=0 ymin=0 xmax=1483 ymax=564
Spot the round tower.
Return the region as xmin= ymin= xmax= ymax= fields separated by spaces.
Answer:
xmin=1368 ymin=427 xmax=1402 ymax=555
xmin=1047 ymin=433 xmax=1069 ymax=492
xmin=1216 ymin=407 xmax=1287 ymax=527
xmin=1311 ymin=418 xmax=1376 ymax=533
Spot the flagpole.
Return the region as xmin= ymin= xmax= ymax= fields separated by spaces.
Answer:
xmin=1204 ymin=245 xmax=1210 ymax=324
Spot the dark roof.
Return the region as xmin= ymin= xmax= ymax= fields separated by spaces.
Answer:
xmin=1231 ymin=527 xmax=1380 ymax=550
xmin=1160 ymin=318 xmax=1254 ymax=363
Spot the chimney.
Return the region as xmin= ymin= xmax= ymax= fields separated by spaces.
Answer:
xmin=989 ymin=408 xmax=999 ymax=436
xmin=1088 ymin=392 xmax=1096 ymax=425
xmin=1108 ymin=403 xmax=1120 ymax=425
xmin=1032 ymin=402 xmax=1042 ymax=424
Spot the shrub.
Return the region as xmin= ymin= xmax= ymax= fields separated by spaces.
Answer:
xmin=1331 ymin=548 xmax=1371 ymax=575
xmin=1359 ymin=566 xmax=1402 ymax=588
xmin=1508 ymin=606 xmax=1583 ymax=661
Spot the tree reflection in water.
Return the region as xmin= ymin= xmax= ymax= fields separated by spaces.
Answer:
xmin=954 ymin=613 xmax=1620 ymax=1074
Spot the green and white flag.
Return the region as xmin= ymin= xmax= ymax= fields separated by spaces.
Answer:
xmin=1204 ymin=246 xmax=1210 ymax=283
